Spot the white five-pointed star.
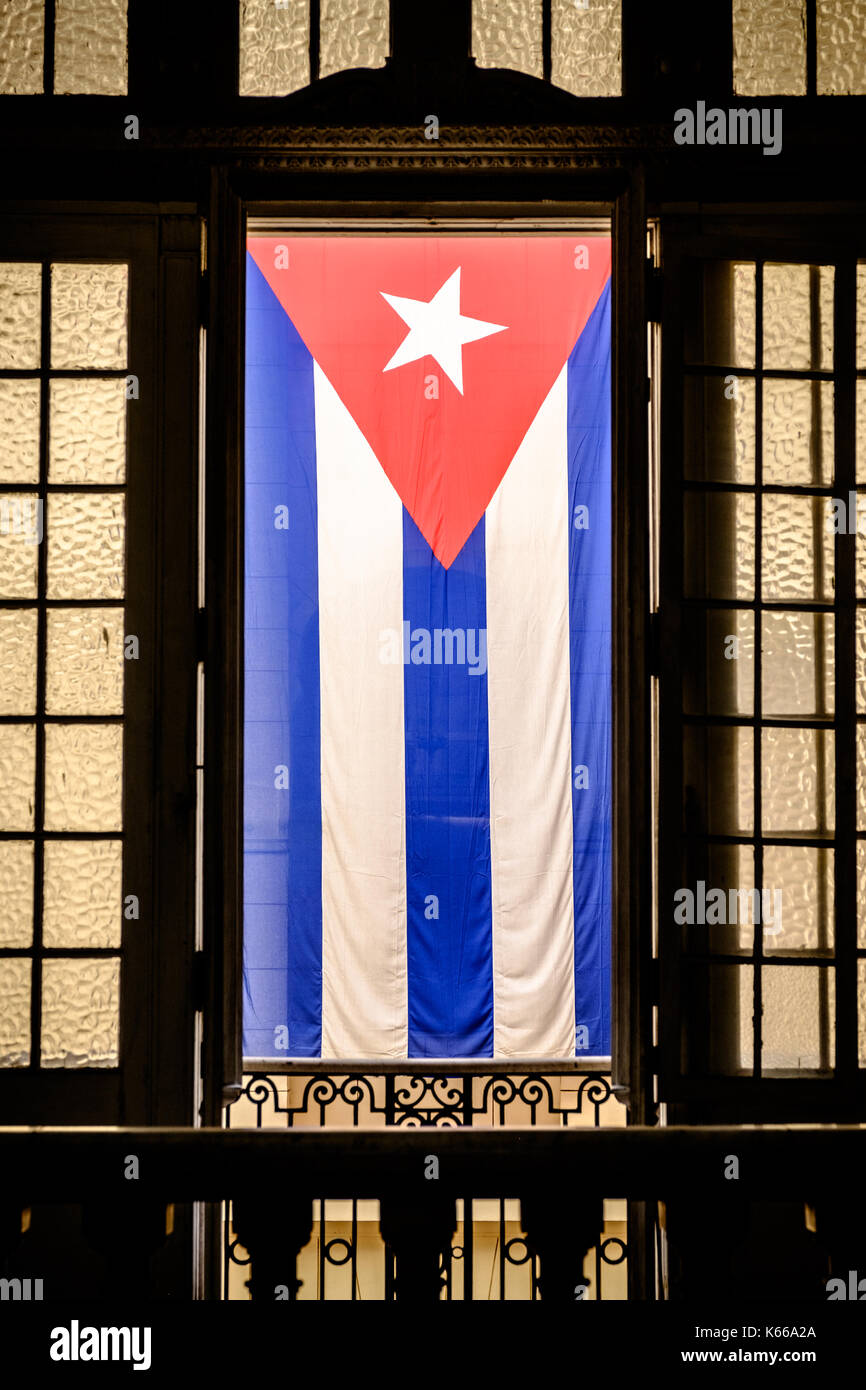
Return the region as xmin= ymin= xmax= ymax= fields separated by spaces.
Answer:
xmin=380 ymin=267 xmax=507 ymax=394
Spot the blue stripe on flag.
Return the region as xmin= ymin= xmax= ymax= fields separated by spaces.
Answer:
xmin=403 ymin=513 xmax=494 ymax=1057
xmin=243 ymin=254 xmax=322 ymax=1057
xmin=568 ymin=277 xmax=612 ymax=1056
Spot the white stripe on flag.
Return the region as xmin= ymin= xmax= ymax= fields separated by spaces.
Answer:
xmin=314 ymin=364 xmax=408 ymax=1057
xmin=485 ymin=365 xmax=576 ymax=1057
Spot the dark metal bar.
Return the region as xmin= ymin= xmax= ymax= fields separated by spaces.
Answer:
xmin=29 ymin=261 xmax=50 ymax=1073
xmin=542 ymin=0 xmax=552 ymax=83
xmin=753 ymin=259 xmax=764 ymax=1081
xmin=806 ymin=0 xmax=817 ymax=96
xmin=43 ymin=0 xmax=55 ymax=95
xmin=310 ymin=0 xmax=321 ymax=82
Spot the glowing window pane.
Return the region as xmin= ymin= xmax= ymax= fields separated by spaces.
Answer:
xmin=0 ymin=959 xmax=31 ymax=1066
xmin=40 ymin=957 xmax=120 ymax=1067
xmin=552 ymin=0 xmax=621 ymax=98
xmin=51 ymin=263 xmax=127 ymax=370
xmin=732 ymin=0 xmax=806 ymax=94
xmin=49 ymin=377 xmax=126 ymax=484
xmin=472 ymin=0 xmax=542 ymax=78
xmin=817 ymin=0 xmax=866 ymax=94
xmin=0 ymin=379 xmax=40 ymax=484
xmin=46 ymin=607 xmax=125 ymax=715
xmin=0 ymin=606 xmax=37 ymax=714
xmin=46 ymin=493 xmax=125 ymax=600
xmin=320 ymin=0 xmax=388 ymax=77
xmin=0 ymin=263 xmax=41 ymax=369
xmin=43 ymin=840 xmax=122 ymax=948
xmin=44 ymin=722 xmax=123 ymax=832
xmin=54 ymin=0 xmax=127 ymax=95
xmin=239 ymin=0 xmax=309 ymax=96
xmin=0 ymin=840 xmax=34 ymax=947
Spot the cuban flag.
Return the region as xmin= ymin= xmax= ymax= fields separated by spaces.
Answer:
xmin=244 ymin=235 xmax=612 ymax=1059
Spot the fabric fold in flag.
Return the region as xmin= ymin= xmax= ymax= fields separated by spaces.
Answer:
xmin=243 ymin=233 xmax=612 ymax=1060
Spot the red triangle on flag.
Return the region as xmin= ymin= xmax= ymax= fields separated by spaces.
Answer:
xmin=248 ymin=235 xmax=611 ymax=569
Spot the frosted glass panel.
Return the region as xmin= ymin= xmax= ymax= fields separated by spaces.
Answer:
xmin=762 ymin=379 xmax=833 ymax=486
xmin=551 ymin=0 xmax=621 ymax=98
xmin=0 ymin=379 xmax=40 ymax=483
xmin=41 ymin=957 xmax=119 ymax=1067
xmin=857 ymin=382 xmax=866 ymax=483
xmin=54 ymin=0 xmax=127 ymax=95
xmin=859 ymin=724 xmax=866 ymax=829
xmin=320 ymin=0 xmax=388 ymax=77
xmin=0 ymin=495 xmax=40 ymax=597
xmin=684 ymin=261 xmax=756 ymax=368
xmin=860 ymin=961 xmax=866 ymax=1065
xmin=763 ymin=265 xmax=833 ymax=371
xmin=683 ymin=608 xmax=754 ymax=717
xmin=732 ymin=0 xmax=806 ymax=94
xmin=46 ymin=493 xmax=125 ymax=599
xmin=43 ymin=839 xmax=122 ymax=948
xmin=761 ymin=727 xmax=834 ymax=834
xmin=762 ymin=495 xmax=833 ymax=600
xmin=762 ymin=967 xmax=832 ymax=1070
xmin=858 ymin=264 xmax=866 ymax=369
xmin=817 ymin=0 xmax=866 ymax=94
xmin=858 ymin=610 xmax=866 ymax=713
xmin=0 ymin=959 xmax=30 ymax=1066
xmin=0 ymin=840 xmax=34 ymax=947
xmin=763 ymin=846 xmax=833 ymax=953
xmin=51 ymin=263 xmax=127 ymax=369
xmin=46 ymin=607 xmax=125 ymax=714
xmin=0 ymin=0 xmax=44 ymax=94
xmin=44 ymin=723 xmax=123 ymax=831
xmin=49 ymin=378 xmax=126 ymax=484
xmin=0 ymin=263 xmax=41 ymax=369
xmin=472 ymin=0 xmax=542 ymax=77
xmin=684 ymin=492 xmax=755 ymax=600
xmin=239 ymin=0 xmax=309 ymax=96
xmin=684 ymin=726 xmax=754 ymax=835
xmin=0 ymin=607 xmax=37 ymax=715
xmin=761 ymin=611 xmax=833 ymax=717
xmin=0 ymin=723 xmax=35 ymax=829
xmin=684 ymin=376 xmax=755 ymax=484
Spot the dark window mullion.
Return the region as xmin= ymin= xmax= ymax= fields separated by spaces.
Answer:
xmin=44 ymin=0 xmax=55 ymax=95
xmin=31 ymin=262 xmax=51 ymax=1071
xmin=310 ymin=0 xmax=321 ymax=82
xmin=753 ymin=260 xmax=764 ymax=1080
xmin=833 ymin=257 xmax=857 ymax=1081
xmin=542 ymin=0 xmax=552 ymax=83
xmin=806 ymin=0 xmax=817 ymax=97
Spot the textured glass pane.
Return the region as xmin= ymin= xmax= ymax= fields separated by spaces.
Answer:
xmin=46 ymin=607 xmax=124 ymax=715
xmin=0 ymin=263 xmax=41 ymax=369
xmin=856 ymin=501 xmax=866 ymax=597
xmin=0 ymin=840 xmax=34 ymax=947
xmin=54 ymin=0 xmax=127 ymax=95
xmin=761 ymin=611 xmax=834 ymax=717
xmin=857 ymin=382 xmax=866 ymax=483
xmin=684 ymin=375 xmax=755 ymax=484
xmin=0 ymin=724 xmax=34 ymax=829
xmin=858 ymin=264 xmax=866 ymax=369
xmin=763 ymin=379 xmax=833 ymax=486
xmin=684 ymin=725 xmax=754 ymax=835
xmin=43 ymin=839 xmax=122 ymax=948
xmin=44 ymin=723 xmax=122 ymax=831
xmin=0 ymin=958 xmax=30 ymax=1066
xmin=858 ymin=725 xmax=866 ymax=830
xmin=0 ymin=0 xmax=44 ymax=93
xmin=49 ymin=378 xmax=126 ymax=484
xmin=50 ymin=264 xmax=127 ymax=369
xmin=857 ymin=842 xmax=866 ymax=948
xmin=0 ymin=607 xmax=37 ymax=714
xmin=858 ymin=610 xmax=866 ymax=713
xmin=762 ymin=727 xmax=834 ymax=834
xmin=46 ymin=493 xmax=125 ymax=599
xmin=0 ymin=495 xmax=40 ymax=597
xmin=762 ymin=966 xmax=833 ymax=1070
xmin=762 ymin=494 xmax=834 ymax=600
xmin=551 ymin=0 xmax=621 ymax=97
xmin=41 ymin=957 xmax=119 ymax=1067
xmin=239 ymin=0 xmax=309 ymax=96
xmin=683 ymin=964 xmax=754 ymax=1074
xmin=732 ymin=0 xmax=806 ymax=94
xmin=684 ymin=491 xmax=755 ymax=600
xmin=763 ymin=265 xmax=833 ymax=371
xmin=320 ymin=0 xmax=388 ymax=77
xmin=763 ymin=846 xmax=833 ymax=953
xmin=0 ymin=379 xmax=40 ymax=484
xmin=817 ymin=0 xmax=866 ymax=93
xmin=701 ymin=844 xmax=756 ymax=954
xmin=683 ymin=608 xmax=754 ymax=716
xmin=860 ymin=960 xmax=866 ymax=1065
xmin=684 ymin=261 xmax=756 ymax=369
xmin=472 ymin=0 xmax=542 ymax=77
